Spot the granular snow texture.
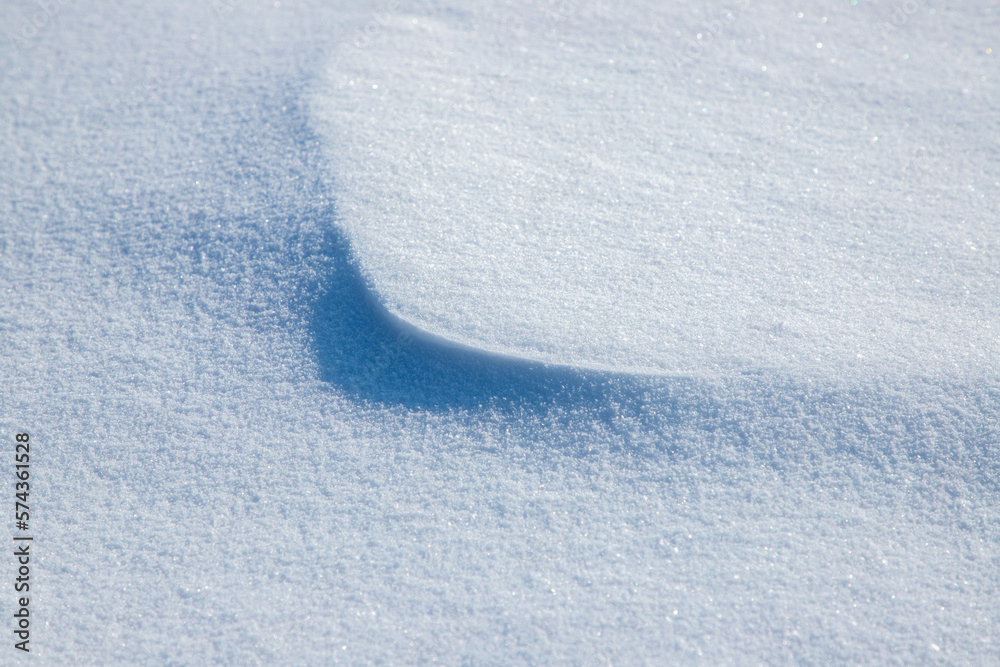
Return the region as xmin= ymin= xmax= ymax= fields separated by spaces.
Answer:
xmin=0 ymin=0 xmax=998 ymax=664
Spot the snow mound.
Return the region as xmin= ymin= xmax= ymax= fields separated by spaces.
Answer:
xmin=313 ymin=0 xmax=999 ymax=379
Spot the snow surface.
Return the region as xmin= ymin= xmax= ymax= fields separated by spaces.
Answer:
xmin=317 ymin=0 xmax=999 ymax=378
xmin=1 ymin=0 xmax=998 ymax=664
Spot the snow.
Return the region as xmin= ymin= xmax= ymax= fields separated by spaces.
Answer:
xmin=1 ymin=0 xmax=998 ymax=663
xmin=317 ymin=0 xmax=1000 ymax=379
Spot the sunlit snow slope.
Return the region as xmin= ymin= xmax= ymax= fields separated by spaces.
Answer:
xmin=315 ymin=0 xmax=999 ymax=378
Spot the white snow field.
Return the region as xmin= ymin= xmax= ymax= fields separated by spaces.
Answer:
xmin=1 ymin=0 xmax=998 ymax=664
xmin=318 ymin=0 xmax=999 ymax=379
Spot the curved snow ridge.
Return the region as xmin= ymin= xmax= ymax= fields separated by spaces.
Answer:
xmin=363 ymin=281 xmax=580 ymax=372
xmin=363 ymin=280 xmax=706 ymax=379
xmin=310 ymin=222 xmax=1000 ymax=487
xmin=338 ymin=220 xmax=781 ymax=381
xmin=311 ymin=221 xmax=643 ymax=414
xmin=312 ymin=2 xmax=1000 ymax=381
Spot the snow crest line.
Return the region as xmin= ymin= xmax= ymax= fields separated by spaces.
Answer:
xmin=309 ymin=223 xmax=999 ymax=485
xmin=310 ymin=221 xmax=633 ymax=412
